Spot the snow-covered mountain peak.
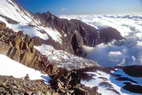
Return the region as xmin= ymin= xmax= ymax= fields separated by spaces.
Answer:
xmin=0 ymin=0 xmax=34 ymax=24
xmin=0 ymin=0 xmax=63 ymax=44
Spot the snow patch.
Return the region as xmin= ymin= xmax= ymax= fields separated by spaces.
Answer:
xmin=34 ymin=44 xmax=98 ymax=70
xmin=112 ymin=69 xmax=142 ymax=85
xmin=0 ymin=54 xmax=49 ymax=80
xmin=40 ymin=26 xmax=62 ymax=44
xmin=81 ymin=70 xmax=142 ymax=95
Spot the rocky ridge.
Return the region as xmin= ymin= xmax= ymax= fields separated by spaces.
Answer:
xmin=1 ymin=0 xmax=142 ymax=95
xmin=0 ymin=23 xmax=58 ymax=75
xmin=35 ymin=12 xmax=123 ymax=56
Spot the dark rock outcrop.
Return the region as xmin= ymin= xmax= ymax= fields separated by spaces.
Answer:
xmin=123 ymin=82 xmax=142 ymax=93
xmin=99 ymin=27 xmax=123 ymax=43
xmin=35 ymin=12 xmax=123 ymax=56
xmin=123 ymin=65 xmax=142 ymax=77
xmin=50 ymin=71 xmax=88 ymax=95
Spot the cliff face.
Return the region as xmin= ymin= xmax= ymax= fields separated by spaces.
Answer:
xmin=35 ymin=12 xmax=123 ymax=56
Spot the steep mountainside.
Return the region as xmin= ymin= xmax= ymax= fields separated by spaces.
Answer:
xmin=0 ymin=0 xmax=142 ymax=95
xmin=35 ymin=12 xmax=123 ymax=56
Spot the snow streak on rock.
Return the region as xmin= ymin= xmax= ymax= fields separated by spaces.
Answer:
xmin=81 ymin=68 xmax=142 ymax=95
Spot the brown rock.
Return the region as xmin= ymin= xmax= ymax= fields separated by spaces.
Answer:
xmin=0 ymin=21 xmax=6 ymax=30
xmin=0 ymin=26 xmax=58 ymax=75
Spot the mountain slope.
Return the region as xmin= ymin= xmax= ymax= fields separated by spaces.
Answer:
xmin=0 ymin=0 xmax=142 ymax=95
xmin=0 ymin=0 xmax=34 ymax=23
xmin=35 ymin=12 xmax=123 ymax=56
xmin=0 ymin=0 xmax=100 ymax=75
xmin=0 ymin=0 xmax=64 ymax=45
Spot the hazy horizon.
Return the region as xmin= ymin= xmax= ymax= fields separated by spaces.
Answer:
xmin=17 ymin=0 xmax=142 ymax=15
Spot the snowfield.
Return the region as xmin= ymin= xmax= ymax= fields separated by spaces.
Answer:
xmin=0 ymin=0 xmax=33 ymax=24
xmin=34 ymin=44 xmax=98 ymax=70
xmin=0 ymin=54 xmax=50 ymax=80
xmin=61 ymin=14 xmax=142 ymax=66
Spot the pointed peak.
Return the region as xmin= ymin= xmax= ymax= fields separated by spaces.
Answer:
xmin=46 ymin=11 xmax=53 ymax=15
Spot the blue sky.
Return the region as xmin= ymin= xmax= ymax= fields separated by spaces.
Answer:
xmin=17 ymin=0 xmax=142 ymax=15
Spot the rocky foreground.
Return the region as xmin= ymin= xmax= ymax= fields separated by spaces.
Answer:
xmin=1 ymin=65 xmax=142 ymax=95
xmin=0 ymin=76 xmax=53 ymax=95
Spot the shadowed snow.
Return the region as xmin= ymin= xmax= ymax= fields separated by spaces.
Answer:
xmin=81 ymin=69 xmax=142 ymax=95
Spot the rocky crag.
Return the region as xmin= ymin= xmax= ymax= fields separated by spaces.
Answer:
xmin=35 ymin=12 xmax=123 ymax=56
xmin=0 ymin=23 xmax=58 ymax=75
